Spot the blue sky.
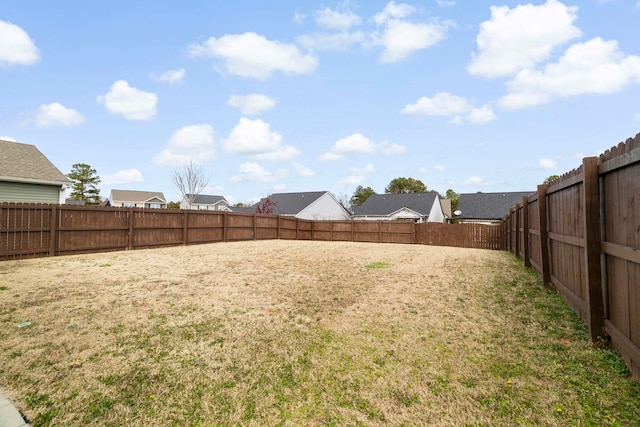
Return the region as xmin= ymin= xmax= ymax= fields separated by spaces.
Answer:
xmin=2 ymin=0 xmax=639 ymax=205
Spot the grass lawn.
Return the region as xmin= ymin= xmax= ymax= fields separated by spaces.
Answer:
xmin=0 ymin=240 xmax=638 ymax=426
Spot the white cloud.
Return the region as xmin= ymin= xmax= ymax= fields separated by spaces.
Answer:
xmin=373 ymin=1 xmax=416 ymax=24
xmin=378 ymin=141 xmax=406 ymax=155
xmin=538 ymin=158 xmax=558 ymax=169
xmin=402 ymin=92 xmax=473 ymax=115
xmin=436 ymin=0 xmax=455 ymax=6
xmin=97 ymin=80 xmax=158 ymax=120
xmin=230 ymin=162 xmax=287 ymax=183
xmin=0 ymin=20 xmax=40 ymax=66
xmin=339 ymin=163 xmax=377 ymax=186
xmin=228 ymin=94 xmax=277 ymax=115
xmin=296 ymin=31 xmax=367 ymax=52
xmin=151 ymin=68 xmax=185 ymax=84
xmin=320 ymin=133 xmax=406 ymax=160
xmin=500 ymin=37 xmax=640 ymax=109
xmin=153 ymin=124 xmax=215 ymax=166
xmin=434 ymin=164 xmax=446 ymax=172
xmin=223 ymin=117 xmax=300 ymax=161
xmin=34 ymin=103 xmax=84 ymax=127
xmin=102 ymin=169 xmax=145 ymax=185
xmin=462 ymin=176 xmax=492 ymax=186
xmin=188 ymin=32 xmax=318 ymax=80
xmin=0 ymin=136 xmax=17 ymax=142
xmin=468 ymin=0 xmax=581 ymax=78
xmin=315 ymin=7 xmax=361 ymax=30
xmin=372 ymin=2 xmax=450 ymax=63
xmin=466 ymin=105 xmax=496 ymax=124
xmin=293 ymin=12 xmax=306 ymax=24
xmin=292 ymin=162 xmax=315 ymax=176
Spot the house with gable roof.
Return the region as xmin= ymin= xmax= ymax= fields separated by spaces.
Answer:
xmin=251 ymin=191 xmax=351 ymax=220
xmin=456 ymin=191 xmax=534 ymax=224
xmin=0 ymin=139 xmax=71 ymax=204
xmin=351 ymin=192 xmax=446 ymax=223
xmin=180 ymin=194 xmax=232 ymax=211
xmin=109 ymin=189 xmax=167 ymax=208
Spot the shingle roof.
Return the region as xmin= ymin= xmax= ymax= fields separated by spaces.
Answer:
xmin=0 ymin=139 xmax=70 ymax=185
xmin=110 ymin=189 xmax=166 ymax=203
xmin=352 ymin=192 xmax=438 ymax=216
xmin=253 ymin=191 xmax=327 ymax=215
xmin=188 ymin=194 xmax=228 ymax=205
xmin=457 ymin=191 xmax=534 ymax=220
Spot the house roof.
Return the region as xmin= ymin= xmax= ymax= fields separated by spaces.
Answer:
xmin=457 ymin=191 xmax=534 ymax=220
xmin=0 ymin=139 xmax=70 ymax=186
xmin=352 ymin=192 xmax=439 ymax=216
xmin=110 ymin=189 xmax=166 ymax=203
xmin=187 ymin=194 xmax=228 ymax=205
xmin=253 ymin=191 xmax=327 ymax=215
xmin=440 ymin=199 xmax=452 ymax=218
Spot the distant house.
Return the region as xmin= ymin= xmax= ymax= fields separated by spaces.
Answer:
xmin=252 ymin=191 xmax=351 ymax=220
xmin=0 ymin=139 xmax=71 ymax=204
xmin=456 ymin=191 xmax=534 ymax=224
xmin=180 ymin=194 xmax=231 ymax=211
xmin=351 ymin=192 xmax=446 ymax=223
xmin=109 ymin=189 xmax=167 ymax=208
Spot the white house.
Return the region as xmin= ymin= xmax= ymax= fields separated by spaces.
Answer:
xmin=180 ymin=194 xmax=232 ymax=211
xmin=109 ymin=189 xmax=167 ymax=208
xmin=252 ymin=191 xmax=351 ymax=220
xmin=351 ymin=192 xmax=446 ymax=223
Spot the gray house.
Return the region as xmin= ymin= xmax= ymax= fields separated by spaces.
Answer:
xmin=0 ymin=139 xmax=71 ymax=203
xmin=180 ymin=194 xmax=231 ymax=211
xmin=352 ymin=192 xmax=446 ymax=223
xmin=109 ymin=189 xmax=167 ymax=208
xmin=457 ymin=191 xmax=534 ymax=224
xmin=252 ymin=191 xmax=351 ymax=220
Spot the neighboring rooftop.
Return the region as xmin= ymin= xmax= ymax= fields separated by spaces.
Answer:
xmin=253 ymin=191 xmax=327 ymax=215
xmin=0 ymin=139 xmax=70 ymax=185
xmin=352 ymin=192 xmax=439 ymax=216
xmin=187 ymin=194 xmax=228 ymax=205
xmin=457 ymin=192 xmax=534 ymax=220
xmin=110 ymin=189 xmax=166 ymax=202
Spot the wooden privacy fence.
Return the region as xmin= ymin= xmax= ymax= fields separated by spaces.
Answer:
xmin=0 ymin=205 xmax=505 ymax=261
xmin=503 ymin=132 xmax=640 ymax=379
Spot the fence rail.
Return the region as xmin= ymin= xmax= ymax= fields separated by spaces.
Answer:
xmin=503 ymin=132 xmax=640 ymax=379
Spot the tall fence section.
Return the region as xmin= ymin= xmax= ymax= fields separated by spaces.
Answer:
xmin=504 ymin=133 xmax=640 ymax=379
xmin=0 ymin=205 xmax=501 ymax=261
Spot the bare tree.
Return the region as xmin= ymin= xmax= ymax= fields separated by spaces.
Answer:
xmin=173 ymin=161 xmax=210 ymax=209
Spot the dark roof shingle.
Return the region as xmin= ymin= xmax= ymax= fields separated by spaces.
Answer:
xmin=252 ymin=191 xmax=327 ymax=215
xmin=352 ymin=192 xmax=438 ymax=216
xmin=457 ymin=191 xmax=534 ymax=220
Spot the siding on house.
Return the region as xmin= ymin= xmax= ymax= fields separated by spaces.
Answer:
xmin=0 ymin=139 xmax=71 ymax=204
xmin=0 ymin=181 xmax=63 ymax=203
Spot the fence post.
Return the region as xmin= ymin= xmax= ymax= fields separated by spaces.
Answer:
xmin=515 ymin=203 xmax=521 ymax=259
xmin=537 ymin=184 xmax=552 ymax=289
xmin=183 ymin=210 xmax=188 ymax=245
xmin=582 ymin=156 xmax=605 ymax=342
xmin=128 ymin=208 xmax=134 ymax=250
xmin=223 ymin=212 xmax=229 ymax=242
xmin=49 ymin=204 xmax=57 ymax=257
xmin=522 ymin=196 xmax=530 ymax=267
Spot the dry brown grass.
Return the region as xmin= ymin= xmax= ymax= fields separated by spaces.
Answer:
xmin=0 ymin=240 xmax=638 ymax=426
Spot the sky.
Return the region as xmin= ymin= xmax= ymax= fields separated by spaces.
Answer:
xmin=1 ymin=0 xmax=640 ymax=206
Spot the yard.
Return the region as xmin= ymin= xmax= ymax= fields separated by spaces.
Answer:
xmin=0 ymin=240 xmax=638 ymax=426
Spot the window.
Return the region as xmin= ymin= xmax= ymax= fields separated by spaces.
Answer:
xmin=149 ymin=203 xmax=161 ymax=209
xmin=123 ymin=202 xmax=135 ymax=208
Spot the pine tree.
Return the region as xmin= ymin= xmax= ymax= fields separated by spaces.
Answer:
xmin=67 ymin=163 xmax=101 ymax=205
